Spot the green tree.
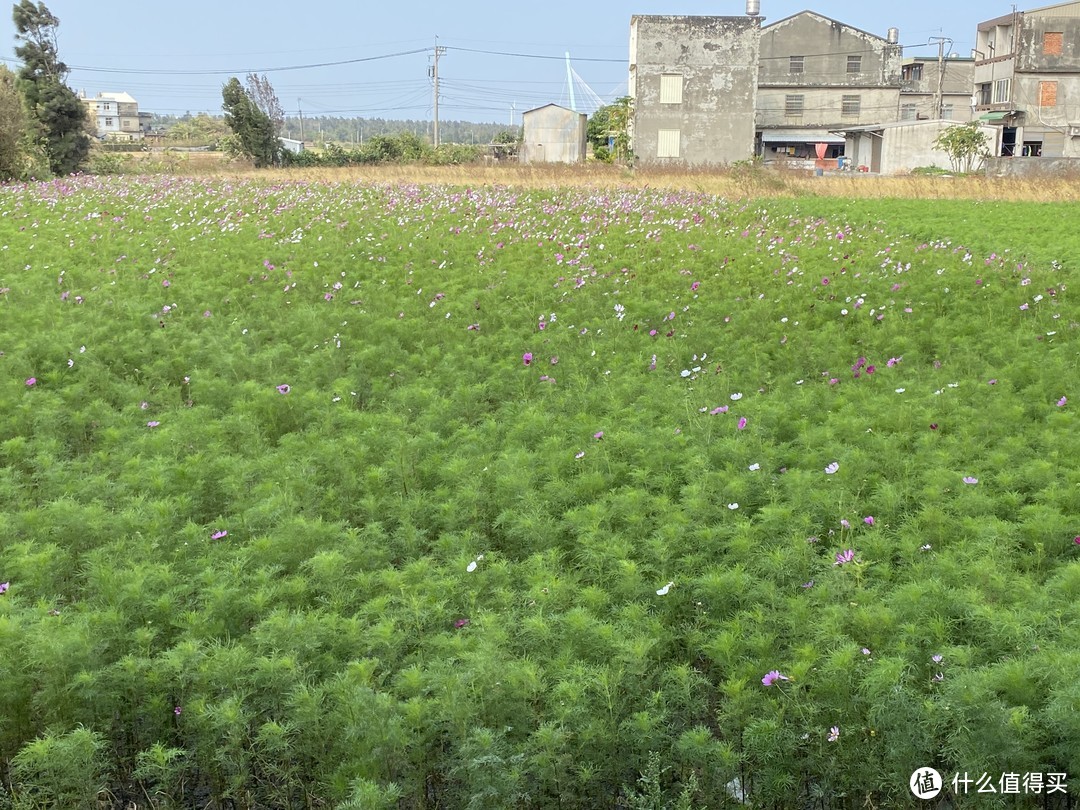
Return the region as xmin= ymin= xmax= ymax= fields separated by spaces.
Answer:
xmin=221 ymin=76 xmax=281 ymax=167
xmin=933 ymin=122 xmax=991 ymax=173
xmin=587 ymin=96 xmax=632 ymax=163
xmin=244 ymin=73 xmax=284 ymax=135
xmin=0 ymin=64 xmax=31 ymax=179
xmin=12 ymin=0 xmax=90 ymax=175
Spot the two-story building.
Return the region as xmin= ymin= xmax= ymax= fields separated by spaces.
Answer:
xmin=80 ymin=91 xmax=144 ymax=141
xmin=628 ymin=12 xmax=762 ymax=165
xmin=974 ymin=0 xmax=1080 ymax=157
xmin=756 ymin=11 xmax=904 ymax=163
xmin=900 ymin=56 xmax=976 ymax=122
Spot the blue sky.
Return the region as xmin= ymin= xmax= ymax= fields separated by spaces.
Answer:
xmin=2 ymin=1 xmax=1002 ymax=122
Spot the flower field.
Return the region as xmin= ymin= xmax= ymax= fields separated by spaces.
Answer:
xmin=1 ymin=175 xmax=1079 ymax=808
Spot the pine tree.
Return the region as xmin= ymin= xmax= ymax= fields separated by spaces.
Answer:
xmin=12 ymin=0 xmax=90 ymax=175
xmin=221 ymin=77 xmax=281 ymax=168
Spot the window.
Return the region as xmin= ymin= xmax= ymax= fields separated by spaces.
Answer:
xmin=994 ymin=78 xmax=1011 ymax=104
xmin=659 ymin=74 xmax=683 ymax=104
xmin=657 ymin=129 xmax=680 ymax=158
xmin=978 ymin=83 xmax=992 ymax=105
xmin=1043 ymin=32 xmax=1064 ymax=56
xmin=105 ymin=117 xmax=114 ymax=127
xmin=942 ymin=104 xmax=954 ymax=119
xmin=789 ymin=56 xmax=804 ymax=75
xmin=1040 ymin=80 xmax=1058 ymax=107
xmin=847 ymin=55 xmax=862 ymax=74
xmin=841 ymin=95 xmax=861 ymax=117
xmin=900 ymin=104 xmax=917 ymax=121
xmin=784 ymin=94 xmax=804 ymax=116
xmin=902 ymin=63 xmax=923 ymax=81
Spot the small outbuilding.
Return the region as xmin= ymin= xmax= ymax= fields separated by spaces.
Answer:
xmin=840 ymin=119 xmax=1000 ymax=174
xmin=519 ymin=104 xmax=588 ymax=164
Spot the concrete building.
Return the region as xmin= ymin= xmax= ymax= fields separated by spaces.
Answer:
xmin=900 ymin=56 xmax=976 ymax=122
xmin=629 ymin=13 xmax=761 ymax=165
xmin=80 ymin=91 xmax=143 ymax=140
xmin=757 ymin=11 xmax=903 ymax=163
xmin=519 ymin=104 xmax=588 ymax=164
xmin=974 ymin=1 xmax=1080 ymax=157
xmin=842 ymin=119 xmax=1000 ymax=173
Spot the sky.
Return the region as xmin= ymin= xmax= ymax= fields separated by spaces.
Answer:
xmin=1 ymin=1 xmax=1005 ymax=123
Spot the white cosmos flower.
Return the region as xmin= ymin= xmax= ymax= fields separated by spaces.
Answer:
xmin=656 ymin=582 xmax=674 ymax=596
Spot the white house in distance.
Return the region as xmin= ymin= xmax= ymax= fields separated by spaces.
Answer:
xmin=519 ymin=104 xmax=588 ymax=164
xmin=842 ymin=119 xmax=1000 ymax=173
xmin=79 ymin=91 xmax=144 ymax=140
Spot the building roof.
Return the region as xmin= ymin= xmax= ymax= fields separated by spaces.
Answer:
xmin=97 ymin=92 xmax=138 ymax=104
xmin=762 ymin=9 xmax=890 ymax=42
xmin=835 ymin=119 xmax=978 ymax=134
xmin=522 ymin=103 xmax=587 ymax=117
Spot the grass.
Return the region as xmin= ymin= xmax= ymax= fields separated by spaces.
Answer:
xmin=1 ymin=172 xmax=1079 ymax=808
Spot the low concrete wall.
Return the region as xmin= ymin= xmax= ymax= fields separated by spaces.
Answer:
xmin=986 ymin=156 xmax=1080 ymax=177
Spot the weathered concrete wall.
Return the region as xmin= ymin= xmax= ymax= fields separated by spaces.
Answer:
xmin=756 ymin=87 xmax=900 ymax=128
xmin=630 ymin=15 xmax=760 ymax=165
xmin=901 ymin=59 xmax=975 ymax=121
xmin=1017 ymin=15 xmax=1080 ymax=72
xmin=883 ymin=121 xmax=999 ymax=173
xmin=758 ymin=12 xmax=902 ymax=88
xmin=986 ymin=155 xmax=1080 ymax=175
xmin=520 ymin=105 xmax=588 ymax=164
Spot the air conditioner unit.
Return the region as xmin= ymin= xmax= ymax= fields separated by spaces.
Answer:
xmin=1068 ymin=125 xmax=1080 ymax=138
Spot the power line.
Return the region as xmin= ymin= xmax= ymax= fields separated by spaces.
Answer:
xmin=444 ymin=45 xmax=624 ymax=64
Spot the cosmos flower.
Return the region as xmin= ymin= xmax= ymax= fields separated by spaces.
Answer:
xmin=761 ymin=670 xmax=789 ymax=686
xmin=211 ymin=530 xmax=228 ymax=540
xmin=276 ymin=384 xmax=291 ymax=395
xmin=828 ymin=726 xmax=840 ymax=742
xmin=825 ymin=462 xmax=840 ymax=475
xmin=656 ymin=582 xmax=674 ymax=596
xmin=522 ymin=352 xmax=533 ymax=366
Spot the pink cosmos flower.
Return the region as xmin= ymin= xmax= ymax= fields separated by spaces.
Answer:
xmin=737 ymin=417 xmax=747 ymax=430
xmin=276 ymin=384 xmax=291 ymax=395
xmin=174 ymin=706 xmax=182 ymax=716
xmin=0 ymin=582 xmax=8 ymax=595
xmin=522 ymin=352 xmax=533 ymax=366
xmin=147 ymin=421 xmax=160 ymax=428
xmin=1057 ymin=396 xmax=1067 ymax=407
xmin=761 ymin=670 xmax=790 ymax=686
xmin=834 ymin=549 xmax=855 ymax=565
xmin=25 ymin=377 xmax=36 ymax=387
xmin=822 ymin=277 xmax=830 ymax=285
xmin=864 ymin=516 xmax=875 ymax=526
xmin=593 ymin=431 xmax=604 ymax=440
xmin=454 ymin=618 xmax=470 ymax=629
xmin=962 ymin=476 xmax=978 ymax=485
xmin=828 ymin=726 xmax=840 ymax=742
xmin=211 ymin=530 xmax=228 ymax=540
xmin=691 ymin=281 xmax=700 ymax=291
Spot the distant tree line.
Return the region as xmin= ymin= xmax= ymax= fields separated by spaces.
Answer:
xmin=153 ymin=112 xmax=513 ymax=148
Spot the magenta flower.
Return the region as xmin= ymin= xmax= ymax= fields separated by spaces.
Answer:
xmin=761 ymin=670 xmax=790 ymax=686
xmin=173 ymin=706 xmax=182 ymax=716
xmin=710 ymin=406 xmax=728 ymax=415
xmin=828 ymin=726 xmax=840 ymax=742
xmin=162 ymin=279 xmax=171 ymax=288
xmin=1073 ymin=536 xmax=1080 ymax=545
xmin=538 ymin=320 xmax=546 ymax=331
xmin=863 ymin=516 xmax=875 ymax=526
xmin=865 ymin=365 xmax=876 ymax=375
xmin=593 ymin=431 xmax=604 ymax=440
xmin=0 ymin=582 xmax=8 ymax=595
xmin=691 ymin=281 xmax=700 ymax=291
xmin=834 ymin=549 xmax=855 ymax=566
xmin=522 ymin=352 xmax=533 ymax=366
xmin=211 ymin=530 xmax=228 ymax=540
xmin=276 ymin=384 xmax=290 ymax=395
xmin=454 ymin=618 xmax=470 ymax=629
xmin=1057 ymin=396 xmax=1067 ymax=407
xmin=821 ymin=277 xmax=830 ymax=286
xmin=25 ymin=377 xmax=36 ymax=387
xmin=737 ymin=417 xmax=747 ymax=430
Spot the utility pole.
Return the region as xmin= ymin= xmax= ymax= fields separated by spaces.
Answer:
xmin=928 ymin=37 xmax=952 ymax=119
xmin=298 ymin=98 xmax=304 ymax=142
xmin=431 ymin=37 xmax=446 ymax=147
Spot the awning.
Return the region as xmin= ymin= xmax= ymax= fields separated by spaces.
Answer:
xmin=760 ymin=128 xmax=845 ymax=145
xmin=978 ymin=111 xmax=1016 ymax=121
